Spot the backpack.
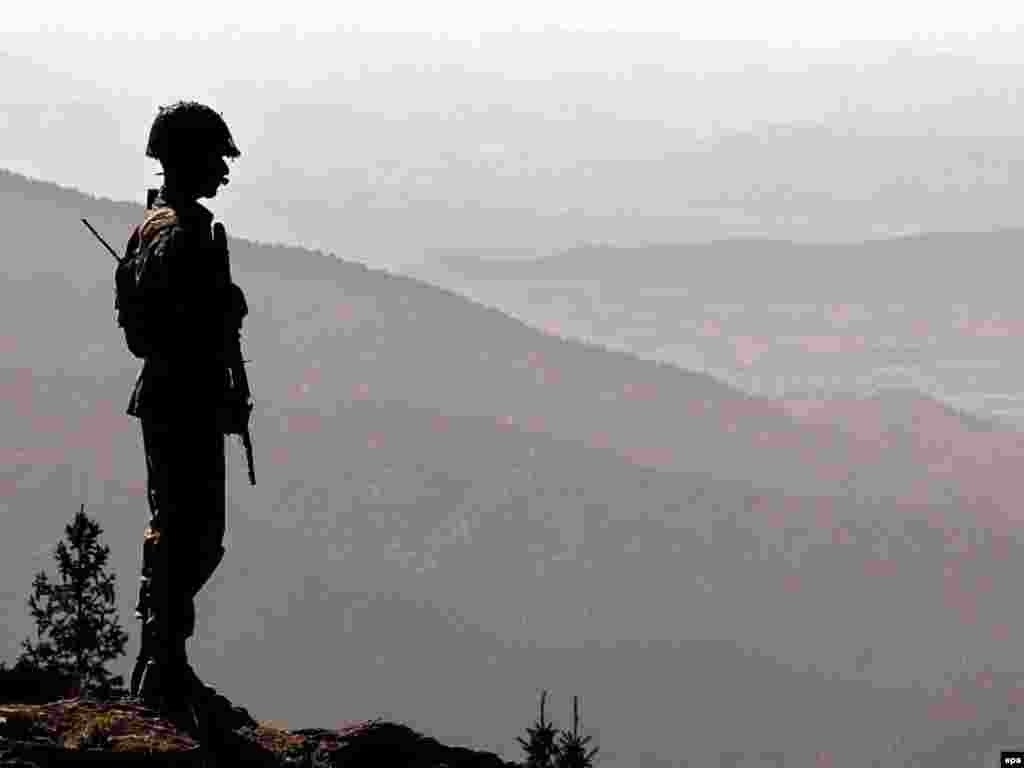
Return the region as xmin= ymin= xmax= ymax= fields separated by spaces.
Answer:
xmin=114 ymin=225 xmax=151 ymax=359
xmin=114 ymin=189 xmax=161 ymax=359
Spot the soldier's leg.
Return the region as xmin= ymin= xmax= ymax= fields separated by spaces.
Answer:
xmin=132 ymin=417 xmax=196 ymax=706
xmin=173 ymin=421 xmax=226 ymax=712
xmin=131 ymin=417 xmax=170 ymax=699
xmin=184 ymin=422 xmax=226 ymax=607
xmin=158 ymin=417 xmax=220 ymax=654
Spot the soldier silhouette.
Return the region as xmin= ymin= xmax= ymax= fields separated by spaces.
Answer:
xmin=119 ymin=101 xmax=253 ymax=731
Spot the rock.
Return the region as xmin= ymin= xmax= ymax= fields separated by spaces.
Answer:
xmin=0 ymin=698 xmax=522 ymax=767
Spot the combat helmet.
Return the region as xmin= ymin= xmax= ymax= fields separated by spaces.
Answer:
xmin=146 ymin=101 xmax=241 ymax=165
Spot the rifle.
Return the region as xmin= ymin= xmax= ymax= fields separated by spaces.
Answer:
xmin=215 ymin=221 xmax=257 ymax=486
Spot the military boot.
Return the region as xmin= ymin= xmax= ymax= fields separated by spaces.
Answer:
xmin=144 ymin=665 xmax=199 ymax=736
xmin=131 ymin=626 xmax=199 ymax=735
xmin=130 ymin=616 xmax=158 ymax=702
xmin=129 ymin=652 xmax=149 ymax=701
xmin=173 ymin=655 xmax=260 ymax=746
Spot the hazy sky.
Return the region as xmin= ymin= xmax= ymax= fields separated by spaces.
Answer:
xmin=4 ymin=4 xmax=1024 ymax=261
xmin=4 ymin=0 xmax=1024 ymax=42
xmin=5 ymin=2 xmax=1024 ymax=91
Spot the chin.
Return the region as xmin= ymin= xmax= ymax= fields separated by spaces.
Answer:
xmin=198 ymin=178 xmax=227 ymax=200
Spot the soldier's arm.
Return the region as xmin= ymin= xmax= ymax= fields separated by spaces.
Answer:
xmin=211 ymin=222 xmax=248 ymax=364
xmin=221 ymin=282 xmax=248 ymax=362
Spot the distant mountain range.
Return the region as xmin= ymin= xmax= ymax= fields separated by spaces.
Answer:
xmin=423 ymin=227 xmax=1024 ymax=302
xmin=411 ymin=228 xmax=1024 ymax=431
xmin=3 ymin=167 xmax=1024 ymax=765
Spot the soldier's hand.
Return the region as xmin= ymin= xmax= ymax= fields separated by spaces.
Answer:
xmin=227 ymin=282 xmax=248 ymax=320
xmin=218 ymin=392 xmax=252 ymax=436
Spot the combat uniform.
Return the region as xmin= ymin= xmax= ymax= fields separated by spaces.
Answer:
xmin=126 ymin=187 xmax=243 ymax=710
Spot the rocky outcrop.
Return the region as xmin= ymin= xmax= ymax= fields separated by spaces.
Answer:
xmin=0 ymin=697 xmax=522 ymax=767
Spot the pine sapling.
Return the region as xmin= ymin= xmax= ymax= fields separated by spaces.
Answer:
xmin=554 ymin=695 xmax=600 ymax=768
xmin=18 ymin=504 xmax=129 ymax=701
xmin=517 ymin=689 xmax=563 ymax=768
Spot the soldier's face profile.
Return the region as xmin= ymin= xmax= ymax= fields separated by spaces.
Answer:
xmin=181 ymin=152 xmax=231 ymax=200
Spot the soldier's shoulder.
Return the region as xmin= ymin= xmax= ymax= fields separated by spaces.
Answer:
xmin=140 ymin=206 xmax=180 ymax=245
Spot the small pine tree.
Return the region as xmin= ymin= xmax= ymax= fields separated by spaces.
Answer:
xmin=517 ymin=689 xmax=563 ymax=768
xmin=18 ymin=504 xmax=129 ymax=701
xmin=554 ymin=695 xmax=600 ymax=768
